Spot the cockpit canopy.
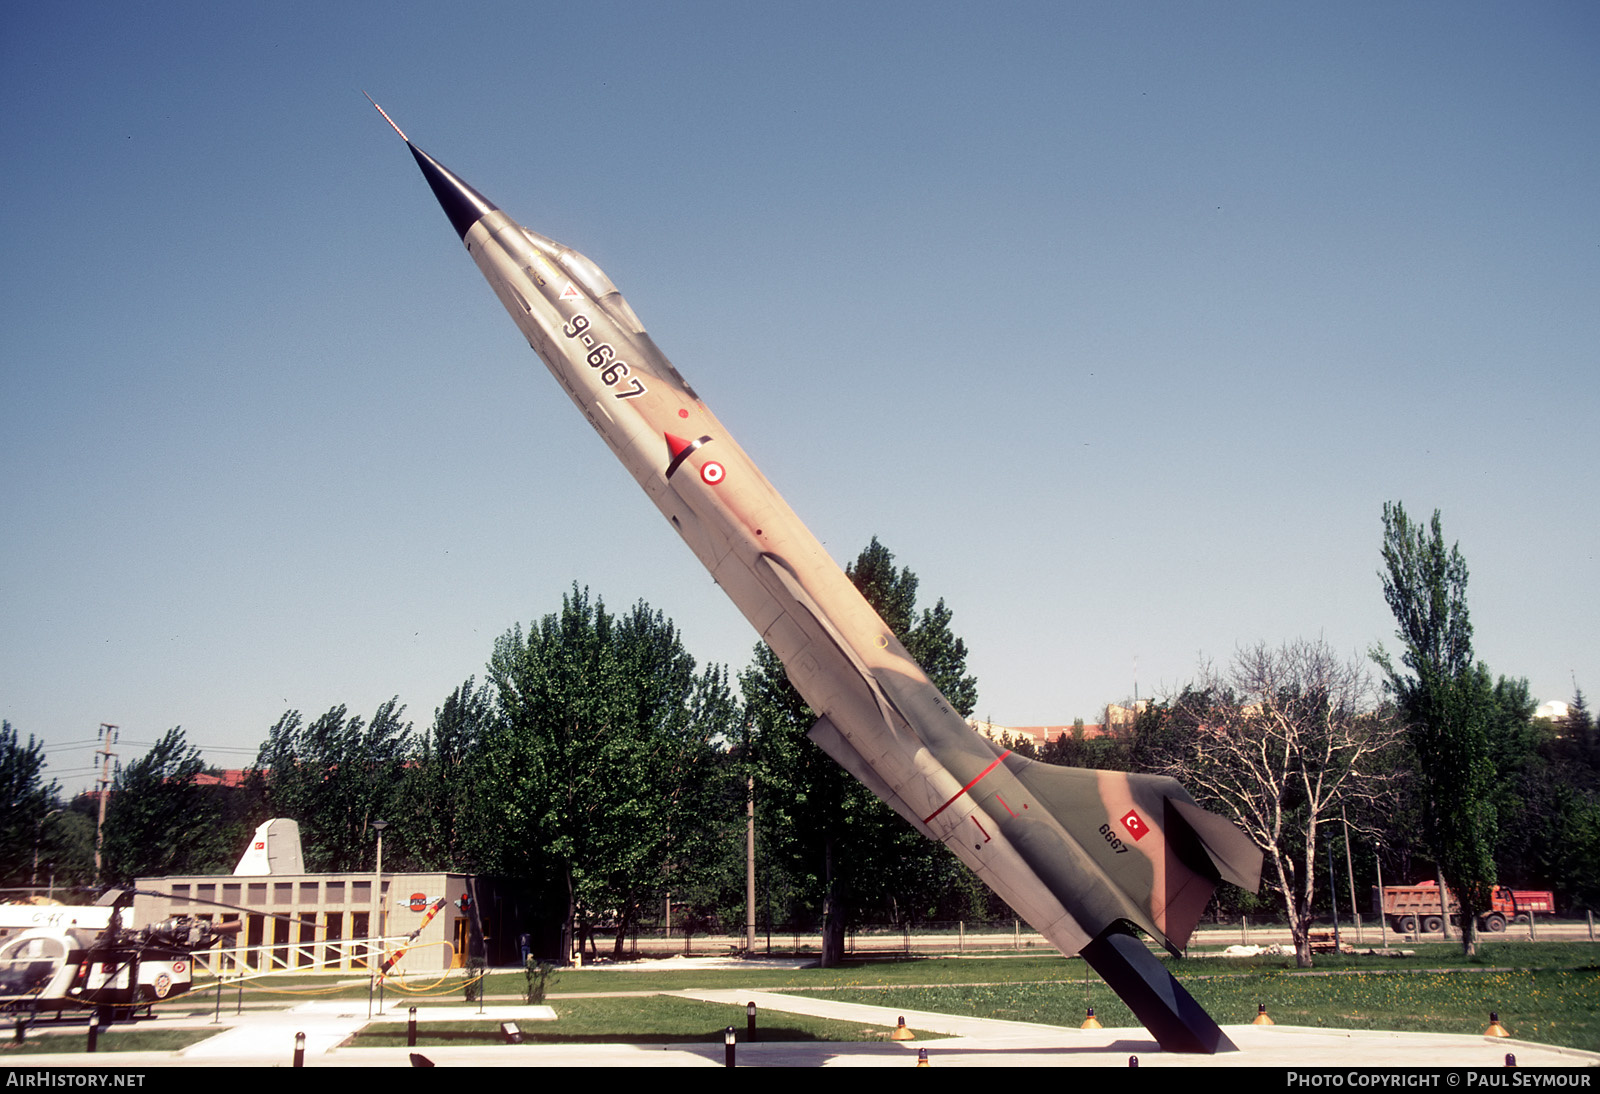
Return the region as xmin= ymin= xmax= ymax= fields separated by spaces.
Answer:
xmin=556 ymin=248 xmax=647 ymax=335
xmin=0 ymin=932 xmax=67 ymax=996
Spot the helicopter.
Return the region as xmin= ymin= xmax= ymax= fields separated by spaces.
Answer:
xmin=0 ymin=889 xmax=233 ymax=1020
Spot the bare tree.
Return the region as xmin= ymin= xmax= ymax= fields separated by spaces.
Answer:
xmin=1160 ymin=639 xmax=1402 ymax=967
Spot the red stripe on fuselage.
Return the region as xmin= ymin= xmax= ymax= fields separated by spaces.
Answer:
xmin=923 ymin=750 xmax=1012 ymax=825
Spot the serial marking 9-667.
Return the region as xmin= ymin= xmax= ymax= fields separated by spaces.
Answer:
xmin=562 ymin=313 xmax=647 ymax=400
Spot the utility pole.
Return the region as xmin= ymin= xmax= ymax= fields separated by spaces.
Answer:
xmin=93 ymin=723 xmax=119 ymax=882
xmin=745 ymin=771 xmax=756 ymax=954
xmin=744 ymin=714 xmax=756 ymax=955
xmin=1341 ymin=805 xmax=1363 ymax=940
xmin=369 ymin=819 xmax=388 ymax=1008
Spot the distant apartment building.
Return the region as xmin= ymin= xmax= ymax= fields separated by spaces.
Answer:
xmin=968 ymin=701 xmax=1150 ymax=750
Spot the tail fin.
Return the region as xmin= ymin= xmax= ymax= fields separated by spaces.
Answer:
xmin=1008 ymin=759 xmax=1261 ymax=952
xmin=233 ymin=818 xmax=306 ymax=876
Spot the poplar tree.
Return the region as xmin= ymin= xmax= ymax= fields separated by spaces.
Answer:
xmin=1373 ymin=502 xmax=1497 ymax=954
xmin=101 ymin=728 xmax=230 ymax=882
xmin=251 ymin=700 xmax=413 ymax=872
xmin=0 ymin=722 xmax=56 ymax=887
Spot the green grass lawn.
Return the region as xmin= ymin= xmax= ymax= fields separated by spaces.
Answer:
xmin=0 ymin=1027 xmax=215 ymax=1056
xmin=347 ymin=996 xmax=940 ymax=1046
xmin=179 ymin=941 xmax=1593 ymax=999
xmin=806 ymin=968 xmax=1600 ymax=1051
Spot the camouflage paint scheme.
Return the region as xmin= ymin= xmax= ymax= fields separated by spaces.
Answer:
xmin=378 ymin=103 xmax=1263 ymax=1050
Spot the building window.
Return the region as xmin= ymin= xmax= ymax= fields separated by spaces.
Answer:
xmin=272 ymin=916 xmax=291 ymax=969
xmin=296 ymin=915 xmax=316 ymax=969
xmin=351 ymin=912 xmax=370 ymax=967
xmin=324 ymin=912 xmax=343 ymax=969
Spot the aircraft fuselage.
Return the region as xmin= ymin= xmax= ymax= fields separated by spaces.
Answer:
xmin=385 ymin=121 xmax=1262 ymax=1053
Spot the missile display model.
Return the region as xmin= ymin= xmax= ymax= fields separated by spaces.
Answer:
xmin=373 ymin=100 xmax=1263 ymax=1054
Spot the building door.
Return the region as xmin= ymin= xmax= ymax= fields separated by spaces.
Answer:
xmin=245 ymin=914 xmax=264 ymax=972
xmin=351 ymin=912 xmax=369 ymax=968
xmin=296 ymin=915 xmax=316 ymax=969
xmin=272 ymin=915 xmax=291 ymax=969
xmin=324 ymin=912 xmax=343 ymax=970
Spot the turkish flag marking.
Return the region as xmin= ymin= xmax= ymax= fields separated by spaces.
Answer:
xmin=1121 ymin=809 xmax=1149 ymax=841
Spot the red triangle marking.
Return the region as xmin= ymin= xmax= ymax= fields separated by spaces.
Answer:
xmin=664 ymin=433 xmax=694 ymax=460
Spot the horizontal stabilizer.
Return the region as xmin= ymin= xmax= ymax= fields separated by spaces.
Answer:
xmin=1166 ymin=796 xmax=1262 ymax=892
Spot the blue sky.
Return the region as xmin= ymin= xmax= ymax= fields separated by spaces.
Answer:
xmin=3 ymin=1 xmax=1596 ymax=792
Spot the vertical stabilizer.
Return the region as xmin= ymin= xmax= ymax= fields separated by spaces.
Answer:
xmin=233 ymin=818 xmax=306 ymax=876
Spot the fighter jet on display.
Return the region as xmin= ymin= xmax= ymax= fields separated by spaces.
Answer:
xmin=373 ymin=100 xmax=1263 ymax=1054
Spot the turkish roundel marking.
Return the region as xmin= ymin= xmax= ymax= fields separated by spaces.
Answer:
xmin=1120 ymin=809 xmax=1149 ymax=841
xmin=701 ymin=461 xmax=725 ymax=485
xmin=664 ymin=433 xmax=712 ymax=479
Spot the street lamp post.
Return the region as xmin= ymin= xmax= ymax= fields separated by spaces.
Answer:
xmin=368 ymin=820 xmax=388 ymax=1015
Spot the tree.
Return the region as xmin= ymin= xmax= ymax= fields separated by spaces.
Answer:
xmin=1564 ymin=688 xmax=1596 ymax=769
xmin=1495 ymin=686 xmax=1600 ymax=911
xmin=394 ymin=677 xmax=495 ymax=872
xmin=250 ymin=699 xmax=413 ymax=872
xmin=100 ymin=728 xmax=230 ymax=883
xmin=847 ymin=538 xmax=978 ymax=713
xmin=480 ymin=587 xmax=738 ymax=962
xmin=1373 ymin=502 xmax=1498 ymax=954
xmin=744 ymin=537 xmax=983 ymax=965
xmin=1039 ymin=715 xmax=1131 ymax=770
xmin=1480 ymin=677 xmax=1541 ymax=887
xmin=1160 ymin=641 xmax=1401 ymax=967
xmin=0 ymin=722 xmax=57 ymax=887
xmin=35 ymin=807 xmax=96 ymax=891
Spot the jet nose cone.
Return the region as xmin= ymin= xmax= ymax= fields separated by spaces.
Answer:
xmin=408 ymin=144 xmax=499 ymax=240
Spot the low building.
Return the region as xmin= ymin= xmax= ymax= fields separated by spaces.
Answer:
xmin=131 ymin=871 xmax=485 ymax=975
xmin=130 ymin=819 xmax=518 ymax=975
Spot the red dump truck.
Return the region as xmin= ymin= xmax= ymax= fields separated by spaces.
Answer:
xmin=1372 ymin=882 xmax=1555 ymax=934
